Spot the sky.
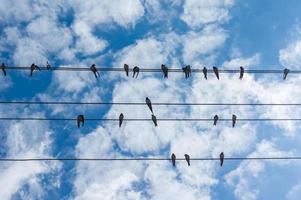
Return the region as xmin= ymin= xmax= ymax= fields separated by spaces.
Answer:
xmin=1 ymin=0 xmax=301 ymax=199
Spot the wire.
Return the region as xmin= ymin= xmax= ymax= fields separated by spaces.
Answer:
xmin=0 ymin=157 xmax=300 ymax=161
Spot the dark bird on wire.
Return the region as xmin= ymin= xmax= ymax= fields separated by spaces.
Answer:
xmin=90 ymin=64 xmax=99 ymax=79
xmin=161 ymin=64 xmax=168 ymax=78
xmin=213 ymin=66 xmax=219 ymax=80
xmin=283 ymin=68 xmax=289 ymax=80
xmin=184 ymin=154 xmax=190 ymax=166
xmin=232 ymin=114 xmax=237 ymax=127
xmin=119 ymin=113 xmax=124 ymax=128
xmin=151 ymin=114 xmax=157 ymax=127
xmin=203 ymin=67 xmax=207 ymax=80
xmin=1 ymin=63 xmax=6 ymax=76
xmin=213 ymin=115 xmax=219 ymax=126
xmin=145 ymin=97 xmax=153 ymax=114
xmin=133 ymin=66 xmax=139 ymax=78
xmin=239 ymin=66 xmax=244 ymax=80
xmin=124 ymin=64 xmax=129 ymax=77
xmin=30 ymin=63 xmax=41 ymax=76
xmin=46 ymin=61 xmax=51 ymax=70
xmin=182 ymin=65 xmax=191 ymax=78
xmin=171 ymin=153 xmax=176 ymax=167
xmin=220 ymin=152 xmax=224 ymax=167
xmin=77 ymin=115 xmax=84 ymax=128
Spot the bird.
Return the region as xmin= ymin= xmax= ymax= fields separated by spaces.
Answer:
xmin=182 ymin=65 xmax=191 ymax=78
xmin=171 ymin=153 xmax=176 ymax=167
xmin=151 ymin=114 xmax=157 ymax=127
xmin=283 ymin=68 xmax=289 ymax=80
xmin=90 ymin=64 xmax=99 ymax=79
xmin=124 ymin=64 xmax=129 ymax=77
xmin=46 ymin=61 xmax=51 ymax=70
xmin=213 ymin=66 xmax=219 ymax=80
xmin=30 ymin=63 xmax=41 ymax=76
xmin=203 ymin=67 xmax=207 ymax=80
xmin=133 ymin=66 xmax=139 ymax=78
xmin=232 ymin=114 xmax=237 ymax=127
xmin=77 ymin=115 xmax=84 ymax=128
xmin=220 ymin=152 xmax=224 ymax=167
xmin=239 ymin=66 xmax=244 ymax=80
xmin=161 ymin=64 xmax=168 ymax=78
xmin=213 ymin=115 xmax=219 ymax=126
xmin=1 ymin=63 xmax=6 ymax=76
xmin=119 ymin=113 xmax=124 ymax=128
xmin=145 ymin=97 xmax=153 ymax=114
xmin=184 ymin=154 xmax=190 ymax=166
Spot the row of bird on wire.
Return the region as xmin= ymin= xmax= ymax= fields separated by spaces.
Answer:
xmin=76 ymin=97 xmax=238 ymax=128
xmin=0 ymin=62 xmax=291 ymax=80
xmin=171 ymin=152 xmax=225 ymax=167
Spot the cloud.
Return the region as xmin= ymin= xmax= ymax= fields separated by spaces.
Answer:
xmin=279 ymin=39 xmax=301 ymax=69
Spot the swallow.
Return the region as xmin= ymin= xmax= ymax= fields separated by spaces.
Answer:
xmin=182 ymin=65 xmax=191 ymax=78
xmin=77 ymin=115 xmax=84 ymax=128
xmin=90 ymin=64 xmax=99 ymax=78
xmin=213 ymin=115 xmax=219 ymax=126
xmin=30 ymin=63 xmax=41 ymax=76
xmin=171 ymin=153 xmax=176 ymax=167
xmin=232 ymin=114 xmax=237 ymax=127
xmin=119 ymin=113 xmax=124 ymax=128
xmin=239 ymin=66 xmax=244 ymax=80
xmin=124 ymin=64 xmax=129 ymax=77
xmin=220 ymin=152 xmax=224 ymax=167
xmin=203 ymin=67 xmax=207 ymax=80
xmin=213 ymin=66 xmax=219 ymax=80
xmin=1 ymin=63 xmax=6 ymax=76
xmin=161 ymin=64 xmax=168 ymax=78
xmin=283 ymin=68 xmax=289 ymax=80
xmin=151 ymin=114 xmax=157 ymax=127
xmin=145 ymin=97 xmax=153 ymax=114
xmin=184 ymin=154 xmax=190 ymax=166
xmin=133 ymin=66 xmax=139 ymax=78
xmin=46 ymin=61 xmax=51 ymax=70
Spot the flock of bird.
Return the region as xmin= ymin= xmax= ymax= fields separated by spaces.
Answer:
xmin=170 ymin=152 xmax=225 ymax=167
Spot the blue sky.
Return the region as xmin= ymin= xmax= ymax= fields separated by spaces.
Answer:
xmin=1 ymin=0 xmax=301 ymax=199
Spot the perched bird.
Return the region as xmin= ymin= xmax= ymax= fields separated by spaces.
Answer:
xmin=133 ymin=66 xmax=140 ymax=78
xmin=77 ymin=115 xmax=84 ymax=128
xmin=145 ymin=97 xmax=153 ymax=113
xmin=171 ymin=153 xmax=176 ymax=167
xmin=184 ymin=154 xmax=190 ymax=166
xmin=30 ymin=63 xmax=41 ymax=76
xmin=46 ymin=61 xmax=51 ymax=70
xmin=213 ymin=66 xmax=219 ymax=80
xmin=283 ymin=68 xmax=289 ymax=80
xmin=1 ymin=63 xmax=6 ymax=76
xmin=182 ymin=65 xmax=191 ymax=78
xmin=90 ymin=64 xmax=99 ymax=79
xmin=161 ymin=64 xmax=168 ymax=78
xmin=119 ymin=113 xmax=124 ymax=128
xmin=239 ymin=66 xmax=244 ymax=80
xmin=213 ymin=115 xmax=219 ymax=126
xmin=203 ymin=67 xmax=207 ymax=80
xmin=220 ymin=152 xmax=224 ymax=167
xmin=151 ymin=114 xmax=157 ymax=127
xmin=124 ymin=64 xmax=129 ymax=77
xmin=232 ymin=114 xmax=237 ymax=127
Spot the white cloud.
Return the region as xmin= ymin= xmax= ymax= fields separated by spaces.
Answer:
xmin=286 ymin=184 xmax=301 ymax=200
xmin=279 ymin=40 xmax=301 ymax=69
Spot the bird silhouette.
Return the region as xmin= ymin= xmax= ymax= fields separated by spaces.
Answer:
xmin=184 ymin=154 xmax=190 ymax=166
xmin=77 ymin=115 xmax=84 ymax=128
xmin=161 ymin=64 xmax=168 ymax=78
xmin=119 ymin=113 xmax=124 ymax=128
xmin=220 ymin=152 xmax=224 ymax=167
xmin=124 ymin=64 xmax=129 ymax=77
xmin=232 ymin=114 xmax=237 ymax=127
xmin=1 ymin=63 xmax=6 ymax=76
xmin=133 ymin=66 xmax=140 ymax=78
xmin=30 ymin=63 xmax=41 ymax=76
xmin=46 ymin=61 xmax=51 ymax=70
xmin=171 ymin=153 xmax=176 ymax=167
xmin=182 ymin=65 xmax=191 ymax=78
xmin=151 ymin=114 xmax=157 ymax=127
xmin=90 ymin=64 xmax=99 ymax=79
xmin=203 ymin=67 xmax=207 ymax=80
xmin=213 ymin=66 xmax=219 ymax=80
xmin=283 ymin=68 xmax=289 ymax=80
xmin=213 ymin=115 xmax=219 ymax=126
xmin=239 ymin=66 xmax=244 ymax=80
xmin=145 ymin=97 xmax=153 ymax=114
